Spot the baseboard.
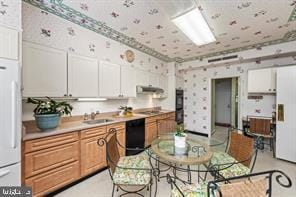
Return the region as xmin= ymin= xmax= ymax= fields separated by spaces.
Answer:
xmin=215 ymin=122 xmax=231 ymax=127
xmin=46 ymin=167 xmax=108 ymax=197
xmin=186 ymin=130 xmax=208 ymax=137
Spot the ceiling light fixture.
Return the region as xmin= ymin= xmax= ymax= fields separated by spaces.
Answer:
xmin=77 ymin=98 xmax=107 ymax=101
xmin=172 ymin=7 xmax=216 ymax=46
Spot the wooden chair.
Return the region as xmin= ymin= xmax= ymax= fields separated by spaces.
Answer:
xmin=208 ymin=128 xmax=258 ymax=180
xmin=248 ymin=117 xmax=274 ymax=153
xmin=168 ymin=170 xmax=292 ymax=197
xmin=97 ymin=128 xmax=153 ymax=197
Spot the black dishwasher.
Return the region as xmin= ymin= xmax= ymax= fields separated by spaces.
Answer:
xmin=125 ymin=118 xmax=145 ymax=156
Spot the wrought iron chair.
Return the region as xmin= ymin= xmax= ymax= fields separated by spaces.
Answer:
xmin=247 ymin=116 xmax=274 ymax=154
xmin=168 ymin=170 xmax=292 ymax=197
xmin=207 ymin=128 xmax=258 ymax=180
xmin=97 ymin=128 xmax=153 ymax=197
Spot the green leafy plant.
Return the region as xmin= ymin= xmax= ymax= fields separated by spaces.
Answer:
xmin=27 ymin=97 xmax=73 ymax=116
xmin=175 ymin=124 xmax=185 ymax=137
xmin=119 ymin=106 xmax=133 ymax=114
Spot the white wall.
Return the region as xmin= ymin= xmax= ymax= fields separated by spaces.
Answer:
xmin=183 ymin=57 xmax=295 ymax=135
xmin=21 ymin=2 xmax=172 ymax=120
xmin=215 ymin=79 xmax=231 ymax=124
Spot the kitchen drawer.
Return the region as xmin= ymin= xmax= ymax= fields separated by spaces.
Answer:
xmin=80 ymin=126 xmax=106 ymax=139
xmin=25 ymin=142 xmax=79 ymax=178
xmin=24 ymin=132 xmax=78 ymax=153
xmin=145 ymin=116 xmax=158 ymax=124
xmin=107 ymin=122 xmax=125 ymax=132
xmin=25 ymin=161 xmax=80 ymax=197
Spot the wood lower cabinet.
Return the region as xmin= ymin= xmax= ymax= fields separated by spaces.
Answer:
xmin=116 ymin=129 xmax=126 ymax=157
xmin=145 ymin=112 xmax=176 ymax=147
xmin=25 ymin=142 xmax=79 ymax=178
xmin=25 ymin=161 xmax=80 ymax=197
xmin=145 ymin=122 xmax=157 ymax=147
xmin=80 ymin=133 xmax=107 ymax=177
xmin=23 ymin=132 xmax=80 ymax=196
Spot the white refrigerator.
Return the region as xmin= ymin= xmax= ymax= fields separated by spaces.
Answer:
xmin=276 ymin=65 xmax=296 ymax=163
xmin=0 ymin=58 xmax=21 ymax=186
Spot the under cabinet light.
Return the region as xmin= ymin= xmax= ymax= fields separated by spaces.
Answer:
xmin=77 ymin=98 xmax=107 ymax=101
xmin=172 ymin=8 xmax=216 ymax=46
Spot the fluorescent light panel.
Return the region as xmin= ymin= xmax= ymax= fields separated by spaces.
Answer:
xmin=172 ymin=8 xmax=216 ymax=46
xmin=77 ymin=98 xmax=107 ymax=101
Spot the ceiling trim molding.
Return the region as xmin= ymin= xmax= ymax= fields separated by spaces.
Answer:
xmin=181 ymin=30 xmax=296 ymax=63
xmin=23 ymin=0 xmax=173 ymax=62
xmin=289 ymin=5 xmax=296 ymax=21
xmin=22 ymin=0 xmax=296 ymax=64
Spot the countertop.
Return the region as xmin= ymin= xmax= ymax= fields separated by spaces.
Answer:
xmin=22 ymin=110 xmax=175 ymax=141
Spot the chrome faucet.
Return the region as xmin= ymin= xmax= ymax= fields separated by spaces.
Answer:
xmin=83 ymin=113 xmax=89 ymax=120
xmin=90 ymin=111 xmax=100 ymax=120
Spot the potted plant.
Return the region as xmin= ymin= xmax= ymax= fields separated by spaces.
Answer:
xmin=118 ymin=106 xmax=133 ymax=117
xmin=27 ymin=97 xmax=73 ymax=131
xmin=174 ymin=124 xmax=187 ymax=148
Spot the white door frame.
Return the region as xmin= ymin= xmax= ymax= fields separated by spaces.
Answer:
xmin=209 ymin=76 xmax=241 ymax=138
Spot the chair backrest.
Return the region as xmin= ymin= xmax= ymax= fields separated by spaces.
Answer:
xmin=218 ymin=178 xmax=268 ymax=197
xmin=249 ymin=117 xmax=271 ymax=136
xmin=156 ymin=119 xmax=177 ymax=136
xmin=105 ymin=131 xmax=121 ymax=174
xmin=228 ymin=130 xmax=254 ymax=167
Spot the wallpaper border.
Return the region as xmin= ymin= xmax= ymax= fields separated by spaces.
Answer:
xmin=23 ymin=0 xmax=296 ymax=63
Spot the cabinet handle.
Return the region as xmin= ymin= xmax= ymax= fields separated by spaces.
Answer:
xmin=268 ymin=89 xmax=271 ymax=91
xmin=273 ymin=89 xmax=276 ymax=91
xmin=69 ymin=94 xmax=72 ymax=97
xmin=64 ymin=94 xmax=67 ymax=97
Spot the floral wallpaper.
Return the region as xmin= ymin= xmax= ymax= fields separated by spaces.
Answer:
xmin=0 ymin=0 xmax=21 ymax=30
xmin=22 ymin=2 xmax=168 ymax=76
xmin=183 ymin=56 xmax=296 ymax=135
xmin=23 ymin=0 xmax=296 ymax=63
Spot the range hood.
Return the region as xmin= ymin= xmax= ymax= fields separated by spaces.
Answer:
xmin=137 ymin=85 xmax=164 ymax=94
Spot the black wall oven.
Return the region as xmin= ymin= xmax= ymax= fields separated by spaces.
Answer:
xmin=176 ymin=89 xmax=184 ymax=124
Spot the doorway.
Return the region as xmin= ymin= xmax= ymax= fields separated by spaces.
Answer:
xmin=211 ymin=77 xmax=239 ymax=134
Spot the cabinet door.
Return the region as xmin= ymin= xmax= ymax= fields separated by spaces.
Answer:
xmin=248 ymin=68 xmax=274 ymax=93
xmin=159 ymin=75 xmax=168 ymax=97
xmin=99 ymin=61 xmax=121 ymax=97
xmin=22 ymin=42 xmax=67 ymax=97
xmin=270 ymin=68 xmax=277 ymax=92
xmin=121 ymin=65 xmax=136 ymax=97
xmin=0 ymin=26 xmax=18 ymax=60
xmin=25 ymin=161 xmax=80 ymax=196
xmin=80 ymin=134 xmax=106 ymax=176
xmin=117 ymin=130 xmax=126 ymax=157
xmin=145 ymin=122 xmax=157 ymax=147
xmin=68 ymin=53 xmax=99 ymax=97
xmin=148 ymin=73 xmax=159 ymax=87
xmin=135 ymin=69 xmax=149 ymax=86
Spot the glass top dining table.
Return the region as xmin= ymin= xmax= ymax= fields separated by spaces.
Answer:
xmin=148 ymin=133 xmax=227 ymax=166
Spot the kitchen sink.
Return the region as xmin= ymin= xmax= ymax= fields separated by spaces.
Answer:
xmin=83 ymin=119 xmax=114 ymax=124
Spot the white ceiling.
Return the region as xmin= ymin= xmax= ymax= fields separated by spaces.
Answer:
xmin=28 ymin=0 xmax=296 ymax=62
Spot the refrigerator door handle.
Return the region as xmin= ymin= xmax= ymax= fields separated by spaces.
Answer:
xmin=11 ymin=81 xmax=18 ymax=149
xmin=0 ymin=170 xmax=10 ymax=177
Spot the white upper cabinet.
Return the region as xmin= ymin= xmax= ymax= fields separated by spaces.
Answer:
xmin=99 ymin=61 xmax=121 ymax=98
xmin=22 ymin=42 xmax=67 ymax=97
xmin=121 ymin=65 xmax=136 ymax=98
xmin=135 ymin=69 xmax=149 ymax=86
xmin=159 ymin=75 xmax=168 ymax=98
xmin=0 ymin=26 xmax=18 ymax=60
xmin=248 ymin=68 xmax=276 ymax=93
xmin=68 ymin=53 xmax=99 ymax=98
xmin=148 ymin=73 xmax=160 ymax=87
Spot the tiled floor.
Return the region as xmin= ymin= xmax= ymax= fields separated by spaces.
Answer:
xmin=55 ymin=127 xmax=296 ymax=197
